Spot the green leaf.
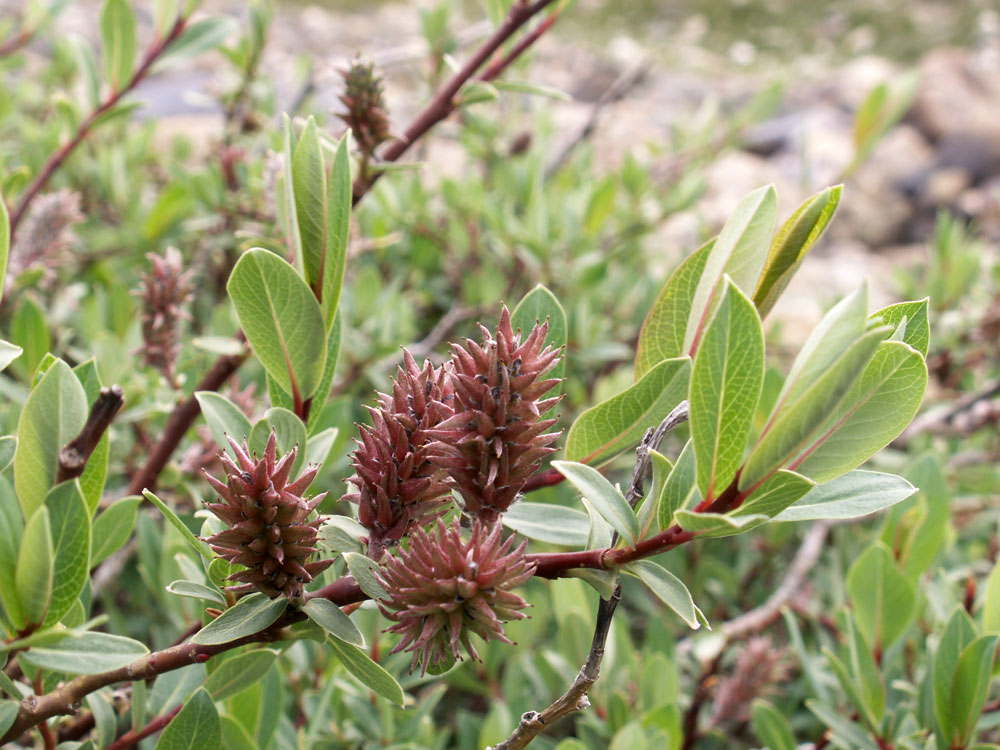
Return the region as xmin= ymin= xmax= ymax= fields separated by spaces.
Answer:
xmin=323 ymin=133 xmax=351 ymax=331
xmin=750 ymin=699 xmax=796 ymax=750
xmin=326 ymin=635 xmax=405 ymax=706
xmin=583 ymin=177 xmax=618 ymax=234
xmin=684 ymin=185 xmax=778 ymax=355
xmin=0 ymin=193 xmax=8 ymax=304
xmin=220 ymin=713 xmax=257 ymax=750
xmin=934 ymin=607 xmax=978 ymax=744
xmin=292 ymin=117 xmax=329 ymax=296
xmin=87 ymin=689 xmax=116 ymax=748
xmin=565 ymin=357 xmax=690 ymax=466
xmin=143 ymin=491 xmax=213 ymax=561
xmin=657 ymin=439 xmax=700 ymax=530
xmin=203 ymin=649 xmax=279 ymax=701
xmin=302 ymin=599 xmax=366 ymax=648
xmin=734 ymin=470 xmax=814 ymax=518
xmin=42 ymin=481 xmax=90 ymax=627
xmin=511 ymin=284 xmax=567 ymax=413
xmin=0 ymin=700 xmax=18 ymax=738
xmin=195 ymin=392 xmax=253 ymax=461
xmin=0 ymin=437 xmax=14 ymax=473
xmin=73 ymin=361 xmax=108 ymax=516
xmin=343 ymin=551 xmax=388 ymax=601
xmin=847 ymin=616 xmax=885 ymax=724
xmin=192 ymin=594 xmax=287 ymax=646
xmin=984 ymin=557 xmax=1000 ymax=634
xmin=248 ymin=408 xmax=307 ymax=478
xmin=636 ymin=450 xmax=671 ymax=538
xmin=153 ymin=17 xmax=236 ymax=70
xmin=739 ymin=325 xmax=889 ymax=493
xmin=871 ymin=298 xmax=930 ymax=357
xmin=790 ymin=341 xmax=927 ymax=482
xmin=822 ymin=646 xmax=878 ymax=731
xmin=166 ymin=581 xmax=227 ymax=606
xmin=948 ymin=635 xmax=998 ymax=745
xmin=765 ymin=283 xmax=870 ymax=430
xmin=849 ymin=72 xmax=919 ymax=174
xmin=156 ymin=688 xmax=221 ymax=750
xmin=552 ymin=461 xmax=639 ymax=544
xmin=501 ymin=502 xmax=590 ymax=547
xmin=635 ymin=239 xmax=712 ymax=378
xmin=319 ymin=516 xmax=366 ymax=555
xmin=149 ymin=663 xmax=208 ymax=717
xmin=279 ymin=114 xmax=304 ymax=276
xmin=227 ymin=248 xmax=327 ymax=402
xmin=306 ymin=314 xmax=342 ymax=435
xmin=11 ymin=297 xmax=51 ymax=378
xmin=0 ymin=341 xmax=22 ymax=373
xmin=690 ymin=280 xmax=764 ymax=498
xmin=846 ymin=542 xmax=916 ymax=653
xmin=90 ymin=496 xmax=142 ymax=566
xmin=99 ymin=0 xmax=136 ymax=92
xmin=752 ymin=186 xmax=842 ymax=318
xmin=673 ymin=510 xmax=769 ymax=538
xmin=774 ymin=470 xmax=916 ymax=522
xmin=15 ymin=505 xmax=54 ymax=627
xmin=21 ymin=631 xmax=149 ymax=674
xmin=625 ymin=559 xmax=701 ymax=629
xmin=806 ymin=700 xmax=880 ymax=750
xmin=0 ymin=478 xmax=25 ymax=631
xmin=14 ymin=359 xmax=87 ymax=518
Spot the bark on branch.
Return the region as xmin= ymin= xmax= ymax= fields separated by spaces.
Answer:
xmin=56 ymin=386 xmax=124 ymax=484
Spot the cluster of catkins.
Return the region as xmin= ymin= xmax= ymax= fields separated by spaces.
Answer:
xmin=350 ymin=306 xmax=562 ymax=672
xmin=200 ymin=307 xmax=561 ymax=673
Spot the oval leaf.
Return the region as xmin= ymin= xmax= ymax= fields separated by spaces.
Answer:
xmin=302 ymin=599 xmax=366 ymax=648
xmin=774 ymin=470 xmax=916 ymax=522
xmin=502 ymin=502 xmax=590 ymax=547
xmin=326 ymin=635 xmax=405 ymax=706
xmin=14 ymin=359 xmax=87 ymax=519
xmin=227 ymin=248 xmax=327 ymax=402
xmin=565 ymin=357 xmax=690 ymax=467
xmin=155 ymin=688 xmax=220 ymax=750
xmin=626 ymin=559 xmax=701 ymax=629
xmin=551 ymin=461 xmax=638 ymax=544
xmin=690 ymin=279 xmax=764 ymax=499
xmin=21 ymin=631 xmax=149 ymax=675
xmin=192 ymin=594 xmax=287 ymax=646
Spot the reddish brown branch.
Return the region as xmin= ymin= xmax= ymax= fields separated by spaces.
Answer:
xmin=127 ymin=349 xmax=247 ymax=496
xmin=8 ymin=16 xmax=188 ymax=240
xmin=56 ymin=386 xmax=125 ymax=483
xmin=106 ymin=705 xmax=181 ymax=750
xmin=0 ymin=28 xmax=33 ymax=59
xmin=352 ymin=0 xmax=559 ymax=204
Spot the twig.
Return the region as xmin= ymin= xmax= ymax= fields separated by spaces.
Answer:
xmin=488 ymin=585 xmax=622 ymax=750
xmin=8 ymin=16 xmax=189 ymax=241
xmin=0 ymin=28 xmax=33 ymax=59
xmin=545 ymin=57 xmax=651 ymax=178
xmin=56 ymin=386 xmax=125 ymax=483
xmin=0 ymin=577 xmax=366 ymax=744
xmin=626 ymin=401 xmax=690 ymax=505
xmin=715 ymin=521 xmax=832 ymax=640
xmin=105 ymin=705 xmax=181 ymax=750
xmin=680 ymin=650 xmax=726 ymax=750
xmin=673 ymin=521 xmax=834 ymax=659
xmin=353 ymin=0 xmax=559 ymax=204
xmin=490 ymin=404 xmax=690 ymax=750
xmin=895 ymin=378 xmax=1000 ymax=445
